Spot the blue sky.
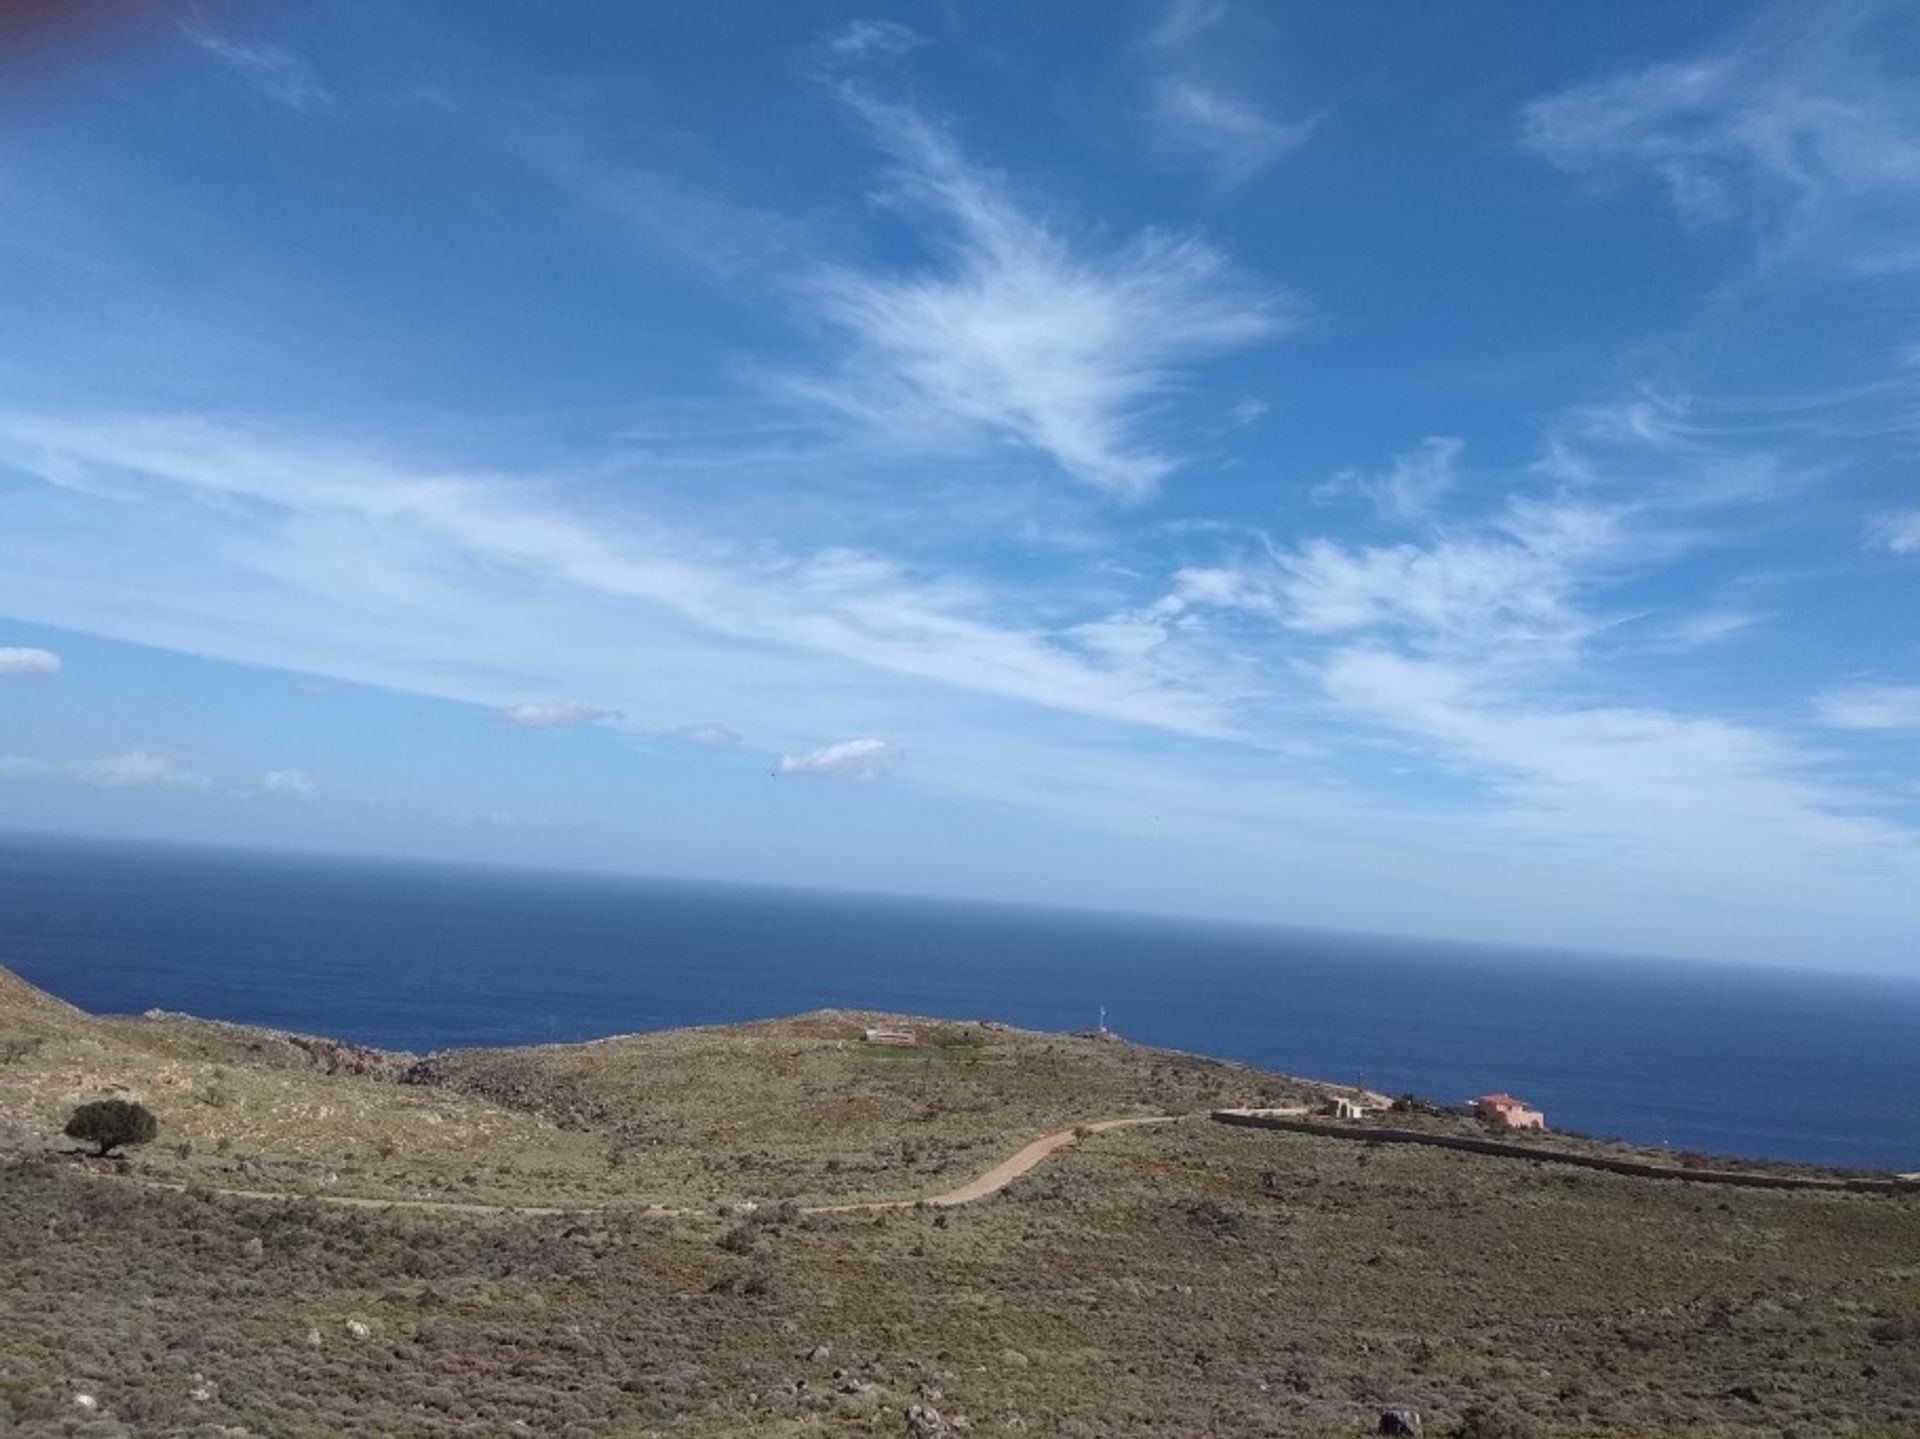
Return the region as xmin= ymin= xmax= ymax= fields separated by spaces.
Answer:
xmin=1 ymin=1 xmax=1917 ymax=970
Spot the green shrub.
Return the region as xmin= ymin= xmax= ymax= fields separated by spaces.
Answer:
xmin=64 ymin=1099 xmax=159 ymax=1157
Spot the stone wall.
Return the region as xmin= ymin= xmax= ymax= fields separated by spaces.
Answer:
xmin=1209 ymin=1111 xmax=1918 ymax=1195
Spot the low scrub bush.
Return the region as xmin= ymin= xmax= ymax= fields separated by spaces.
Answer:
xmin=64 ymin=1099 xmax=158 ymax=1157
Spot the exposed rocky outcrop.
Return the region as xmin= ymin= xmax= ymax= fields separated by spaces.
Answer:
xmin=400 ymin=1052 xmax=612 ymax=1128
xmin=130 ymin=1011 xmax=415 ymax=1081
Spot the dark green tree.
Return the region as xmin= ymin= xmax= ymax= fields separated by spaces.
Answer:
xmin=64 ymin=1098 xmax=158 ymax=1157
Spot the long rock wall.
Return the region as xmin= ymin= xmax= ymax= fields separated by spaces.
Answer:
xmin=1209 ymin=1112 xmax=1919 ymax=1195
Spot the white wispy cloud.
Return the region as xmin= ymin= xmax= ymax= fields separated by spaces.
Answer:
xmin=84 ymin=750 xmax=210 ymax=789
xmin=1119 ymin=389 xmax=1920 ymax=937
xmin=185 ymin=27 xmax=332 ymax=112
xmin=1140 ymin=0 xmax=1320 ymax=185
xmin=261 ymin=767 xmax=319 ymax=797
xmin=819 ymin=18 xmax=924 ymax=66
xmin=1869 ymin=508 xmax=1920 ymax=554
xmin=0 ymin=401 xmax=1913 ymax=961
xmin=1317 ymin=436 xmax=1464 ymax=521
xmin=1162 ymin=391 xmax=1813 ymax=665
xmin=798 ymin=93 xmax=1283 ymax=496
xmin=0 ymin=646 xmax=60 ymax=676
xmin=0 ymin=413 xmax=1237 ymax=740
xmin=1518 ymin=3 xmax=1920 ymax=268
xmin=1274 ymin=517 xmax=1616 ymax=649
xmin=502 ymin=700 xmax=623 ymax=729
xmin=0 ymin=749 xmax=211 ymax=790
xmin=491 ymin=103 xmax=809 ymax=283
xmin=777 ymin=737 xmax=900 ymax=782
xmin=1150 ymin=80 xmax=1320 ymax=185
xmin=1661 ymin=608 xmax=1761 ymax=650
xmin=1815 ymin=683 xmax=1920 ymax=731
xmin=1166 ymin=495 xmax=1625 ymax=657
xmin=1323 ymin=648 xmax=1917 ymax=876
xmin=668 ymin=721 xmax=742 ymax=746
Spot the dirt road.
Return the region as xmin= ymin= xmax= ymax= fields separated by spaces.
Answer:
xmin=95 ymin=1113 xmax=1183 ymax=1219
xmin=809 ymin=1114 xmax=1178 ymax=1214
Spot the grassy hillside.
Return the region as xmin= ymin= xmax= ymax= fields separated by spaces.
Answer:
xmin=2 ymin=968 xmax=1917 ymax=1437
xmin=1 ymin=972 xmax=1314 ymax=1209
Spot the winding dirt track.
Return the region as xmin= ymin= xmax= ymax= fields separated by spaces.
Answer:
xmin=99 ymin=1114 xmax=1182 ymax=1219
xmin=810 ymin=1114 xmax=1176 ymax=1214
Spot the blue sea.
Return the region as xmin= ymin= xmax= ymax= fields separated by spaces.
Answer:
xmin=2 ymin=832 xmax=1916 ymax=1171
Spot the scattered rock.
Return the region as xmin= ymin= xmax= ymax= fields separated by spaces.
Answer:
xmin=346 ymin=1319 xmax=371 ymax=1340
xmin=241 ymin=1236 xmax=264 ymax=1260
xmin=302 ymin=1327 xmax=323 ymax=1349
xmin=1174 ymin=1198 xmax=1244 ymax=1239
xmin=1450 ymin=1408 xmax=1539 ymax=1439
xmin=807 ymin=1344 xmax=832 ymax=1363
xmin=998 ymin=1348 xmax=1030 ymax=1368
xmin=190 ymin=1373 xmax=215 ymax=1402
xmin=1378 ymin=1409 xmax=1422 ymax=1435
xmin=74 ymin=1393 xmax=99 ymax=1412
xmin=907 ymin=1404 xmax=958 ymax=1438
xmin=756 ymin=1377 xmax=802 ymax=1408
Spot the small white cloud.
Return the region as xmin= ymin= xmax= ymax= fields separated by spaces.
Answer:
xmin=80 ymin=750 xmax=210 ymax=790
xmin=1140 ymin=2 xmax=1320 ymax=185
xmin=1868 ymin=509 xmax=1920 ymax=555
xmin=1815 ymin=683 xmax=1920 ymax=731
xmin=821 ymin=18 xmax=923 ymax=65
xmin=0 ymin=646 xmax=60 ymax=676
xmin=262 ymin=767 xmax=318 ymax=798
xmin=185 ymin=27 xmax=332 ymax=111
xmin=1151 ymin=79 xmax=1321 ymax=184
xmin=668 ymin=721 xmax=742 ymax=746
xmin=1229 ymin=397 xmax=1269 ymax=426
xmin=0 ymin=751 xmax=205 ymax=788
xmin=473 ymin=808 xmax=550 ymax=831
xmin=501 ymin=701 xmax=622 ymax=729
xmin=1663 ymin=609 xmax=1760 ymax=649
xmin=1069 ymin=613 xmax=1171 ymax=667
xmin=776 ymin=738 xmax=901 ymax=783
xmin=1318 ymin=436 xmax=1464 ymax=521
xmin=84 ymin=753 xmax=206 ymax=787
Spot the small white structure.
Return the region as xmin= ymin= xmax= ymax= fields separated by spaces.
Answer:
xmin=1328 ymin=1095 xmax=1369 ymax=1120
xmin=863 ymin=1026 xmax=916 ymax=1046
